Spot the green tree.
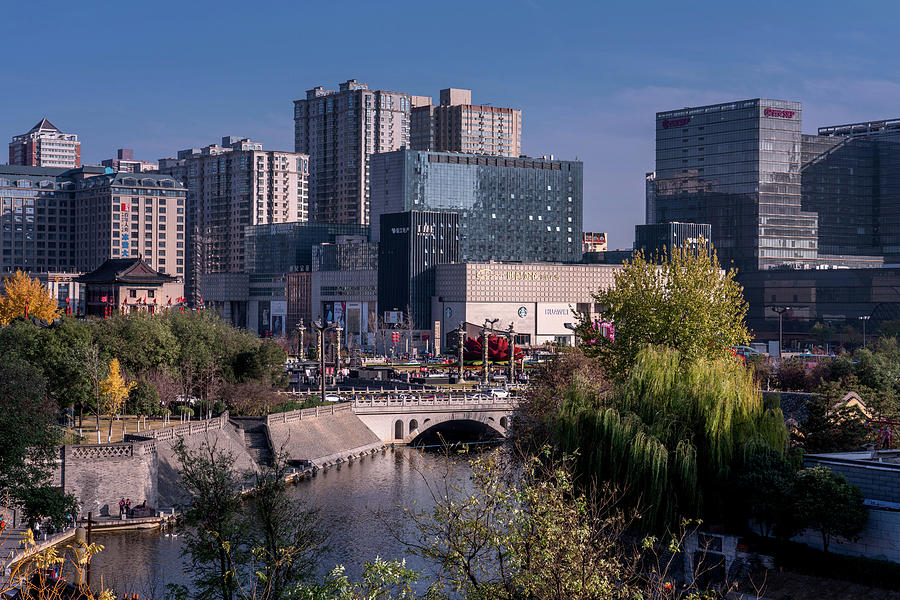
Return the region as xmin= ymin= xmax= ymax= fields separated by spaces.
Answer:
xmin=128 ymin=379 xmax=160 ymax=416
xmin=579 ymin=242 xmax=749 ymax=378
xmin=793 ymin=466 xmax=868 ymax=553
xmin=20 ymin=485 xmax=79 ymax=530
xmin=796 ymin=393 xmax=870 ymax=453
xmin=733 ymin=448 xmax=796 ymax=537
xmin=246 ymin=454 xmax=327 ymax=600
xmin=0 ymin=359 xmax=60 ymax=502
xmin=810 ymin=322 xmax=835 ymax=351
xmin=173 ymin=438 xmax=245 ymax=600
xmin=556 ymin=345 xmax=788 ymax=531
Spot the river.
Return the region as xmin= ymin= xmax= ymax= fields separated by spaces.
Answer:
xmin=85 ymin=447 xmax=477 ymax=596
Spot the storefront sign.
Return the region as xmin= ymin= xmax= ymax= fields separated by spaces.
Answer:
xmin=476 ymin=268 xmax=560 ymax=282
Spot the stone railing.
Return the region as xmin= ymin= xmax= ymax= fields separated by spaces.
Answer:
xmin=130 ymin=412 xmax=230 ymax=442
xmin=266 ymin=403 xmax=353 ymax=426
xmin=64 ymin=438 xmax=156 ymax=460
xmin=351 ymin=396 xmax=516 ymax=410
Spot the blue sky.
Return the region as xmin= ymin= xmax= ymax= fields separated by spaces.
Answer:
xmin=3 ymin=0 xmax=900 ymax=248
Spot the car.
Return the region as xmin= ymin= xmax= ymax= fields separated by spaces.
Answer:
xmin=324 ymin=394 xmax=344 ymax=403
xmin=489 ymin=389 xmax=510 ymax=399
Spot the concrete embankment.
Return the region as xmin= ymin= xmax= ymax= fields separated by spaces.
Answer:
xmin=266 ymin=404 xmax=383 ymax=468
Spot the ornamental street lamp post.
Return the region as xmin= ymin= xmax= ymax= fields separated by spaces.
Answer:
xmin=297 ymin=318 xmax=305 ymax=360
xmin=312 ymin=320 xmax=332 ymax=404
xmin=457 ymin=321 xmax=465 ymax=381
xmin=335 ymin=324 xmax=344 ymax=383
xmin=506 ymin=323 xmax=516 ymax=384
xmin=483 ymin=318 xmax=499 ymax=386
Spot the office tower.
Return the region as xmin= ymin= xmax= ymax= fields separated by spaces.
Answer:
xmin=157 ymin=136 xmax=309 ymax=299
xmin=410 ymin=88 xmax=522 ymax=157
xmin=9 ymin=119 xmax=81 ymax=168
xmin=377 ymin=211 xmax=459 ymax=329
xmin=101 ymin=149 xmax=159 ymax=173
xmin=650 ymin=99 xmax=886 ymax=271
xmin=370 ymin=150 xmax=583 ymax=263
xmin=73 ymin=172 xmax=187 ymax=275
xmin=293 ymin=79 xmax=411 ymax=225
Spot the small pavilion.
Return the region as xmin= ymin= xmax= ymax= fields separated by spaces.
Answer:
xmin=76 ymin=258 xmax=185 ymax=317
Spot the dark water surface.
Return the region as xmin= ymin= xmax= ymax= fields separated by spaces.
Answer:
xmin=87 ymin=448 xmax=474 ymax=595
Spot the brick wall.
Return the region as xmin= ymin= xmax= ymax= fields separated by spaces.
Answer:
xmin=61 ymin=441 xmax=158 ymax=518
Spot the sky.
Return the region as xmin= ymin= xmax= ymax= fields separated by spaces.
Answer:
xmin=3 ymin=0 xmax=900 ymax=248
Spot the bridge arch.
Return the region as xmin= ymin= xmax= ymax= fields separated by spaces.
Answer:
xmin=394 ymin=419 xmax=404 ymax=440
xmin=408 ymin=418 xmax=504 ymax=446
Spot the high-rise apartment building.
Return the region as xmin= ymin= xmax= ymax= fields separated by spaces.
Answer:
xmin=410 ymin=88 xmax=522 ymax=158
xmin=101 ymin=149 xmax=158 ymax=173
xmin=293 ymin=79 xmax=411 ymax=225
xmin=157 ymin=136 xmax=309 ymax=299
xmin=9 ymin=119 xmax=81 ymax=168
xmin=370 ymin=150 xmax=583 ymax=263
xmin=73 ymin=172 xmax=187 ymax=275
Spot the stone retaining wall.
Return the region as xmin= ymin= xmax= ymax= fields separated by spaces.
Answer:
xmin=267 ymin=408 xmax=381 ymax=467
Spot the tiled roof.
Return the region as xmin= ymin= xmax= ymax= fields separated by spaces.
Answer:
xmin=76 ymin=258 xmax=174 ymax=284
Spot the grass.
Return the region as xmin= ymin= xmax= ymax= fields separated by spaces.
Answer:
xmin=65 ymin=415 xmax=179 ymax=444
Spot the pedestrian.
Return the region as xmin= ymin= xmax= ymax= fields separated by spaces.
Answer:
xmin=125 ymin=498 xmax=131 ymax=517
xmin=119 ymin=497 xmax=125 ymax=518
xmin=0 ymin=517 xmax=6 ymax=532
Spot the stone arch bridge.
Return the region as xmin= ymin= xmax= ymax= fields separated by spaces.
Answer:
xmin=352 ymin=396 xmax=516 ymax=443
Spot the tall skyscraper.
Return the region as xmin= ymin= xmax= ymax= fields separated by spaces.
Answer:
xmin=649 ymin=99 xmax=884 ymax=271
xmin=410 ymin=88 xmax=522 ymax=157
xmin=9 ymin=119 xmax=81 ymax=168
xmin=293 ymin=79 xmax=411 ymax=225
xmin=370 ymin=150 xmax=582 ymax=263
xmin=157 ymin=136 xmax=309 ymax=299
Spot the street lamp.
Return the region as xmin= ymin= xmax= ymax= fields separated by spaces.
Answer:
xmin=506 ymin=323 xmax=516 ymax=384
xmin=457 ymin=321 xmax=466 ymax=382
xmin=859 ymin=315 xmax=871 ymax=349
xmin=312 ymin=319 xmax=335 ymax=404
xmin=771 ymin=307 xmax=789 ymax=358
xmin=563 ymin=322 xmax=578 ymax=347
xmin=483 ymin=318 xmax=499 ymax=386
xmin=297 ymin=318 xmax=306 ymax=360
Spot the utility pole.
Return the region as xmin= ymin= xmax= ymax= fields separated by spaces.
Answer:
xmin=860 ymin=315 xmax=871 ymax=349
xmin=457 ymin=321 xmax=465 ymax=382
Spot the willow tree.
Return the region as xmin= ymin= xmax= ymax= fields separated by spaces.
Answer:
xmin=579 ymin=242 xmax=749 ymax=379
xmin=557 ymin=345 xmax=787 ymax=531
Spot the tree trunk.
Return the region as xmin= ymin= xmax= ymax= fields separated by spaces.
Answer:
xmin=822 ymin=532 xmax=830 ymax=553
xmin=95 ymin=408 xmax=101 ymax=444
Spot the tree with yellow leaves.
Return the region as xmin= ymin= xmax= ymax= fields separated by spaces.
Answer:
xmin=99 ymin=358 xmax=136 ymax=443
xmin=0 ymin=270 xmax=61 ymax=325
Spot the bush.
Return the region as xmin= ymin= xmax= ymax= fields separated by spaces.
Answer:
xmin=792 ymin=465 xmax=868 ymax=553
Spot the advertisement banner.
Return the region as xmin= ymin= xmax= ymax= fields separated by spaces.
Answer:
xmin=536 ymin=303 xmax=576 ymax=335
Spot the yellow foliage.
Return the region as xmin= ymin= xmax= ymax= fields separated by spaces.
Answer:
xmin=99 ymin=358 xmax=136 ymax=417
xmin=0 ymin=270 xmax=61 ymax=325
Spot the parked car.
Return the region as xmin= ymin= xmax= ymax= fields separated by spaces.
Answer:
xmin=489 ymin=389 xmax=510 ymax=399
xmin=324 ymin=394 xmax=344 ymax=403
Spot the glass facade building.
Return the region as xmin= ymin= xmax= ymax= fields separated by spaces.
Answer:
xmin=635 ymin=222 xmax=711 ymax=257
xmin=244 ymin=222 xmax=369 ymax=274
xmin=370 ymin=150 xmax=583 ymax=263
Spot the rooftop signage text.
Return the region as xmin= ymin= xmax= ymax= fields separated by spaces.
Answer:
xmin=476 ymin=268 xmax=560 ymax=282
xmin=764 ymin=108 xmax=795 ymax=119
xmin=662 ymin=117 xmax=691 ymax=129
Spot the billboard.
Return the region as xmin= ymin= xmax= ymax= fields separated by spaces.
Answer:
xmin=536 ymin=303 xmax=576 ymax=335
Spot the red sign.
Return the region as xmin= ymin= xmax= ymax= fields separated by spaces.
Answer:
xmin=764 ymin=108 xmax=795 ymax=119
xmin=662 ymin=117 xmax=691 ymax=129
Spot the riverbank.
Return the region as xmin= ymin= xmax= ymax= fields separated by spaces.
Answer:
xmin=3 ymin=515 xmax=173 ymax=570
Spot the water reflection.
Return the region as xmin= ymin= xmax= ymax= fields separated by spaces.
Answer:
xmin=87 ymin=447 xmax=477 ymax=595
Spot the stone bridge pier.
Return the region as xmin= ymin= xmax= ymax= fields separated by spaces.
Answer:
xmin=352 ymin=397 xmax=516 ymax=443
